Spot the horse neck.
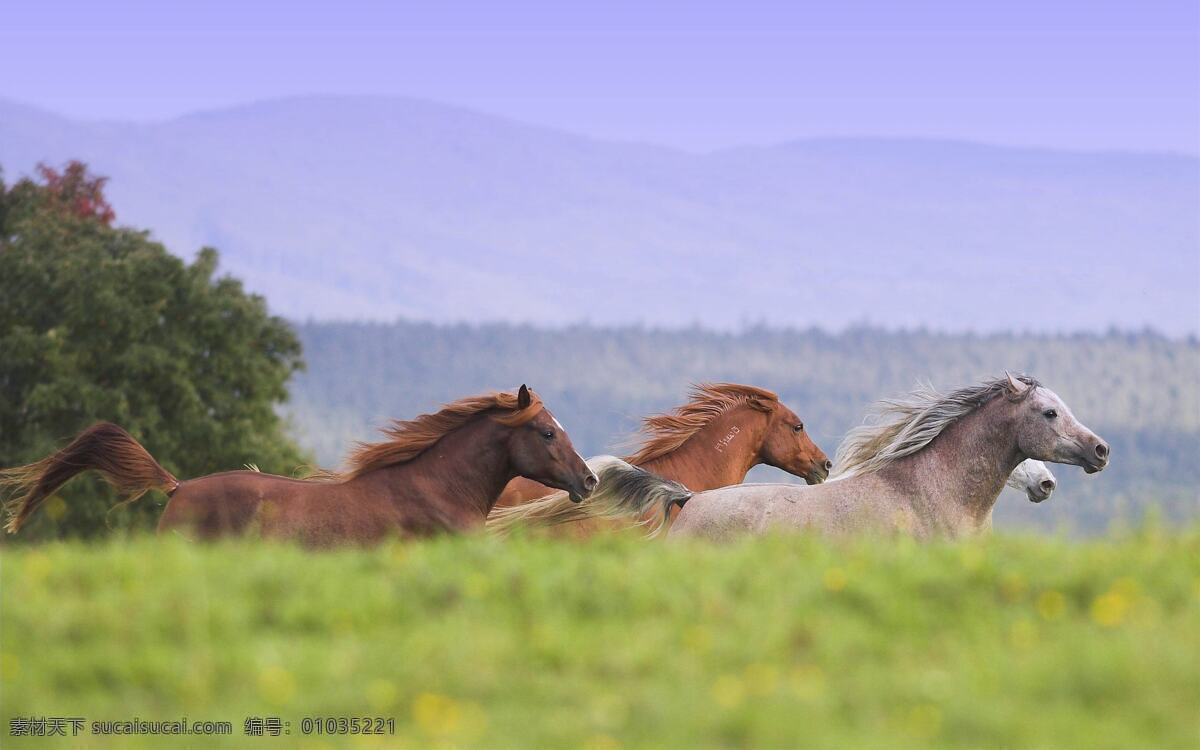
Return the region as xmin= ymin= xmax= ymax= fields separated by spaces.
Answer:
xmin=355 ymin=417 xmax=514 ymax=521
xmin=879 ymin=400 xmax=1022 ymax=534
xmin=638 ymin=405 xmax=768 ymax=491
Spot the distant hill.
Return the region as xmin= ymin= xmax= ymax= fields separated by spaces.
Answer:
xmin=2 ymin=96 xmax=1197 ymax=334
xmin=286 ymin=321 xmax=1199 ymax=534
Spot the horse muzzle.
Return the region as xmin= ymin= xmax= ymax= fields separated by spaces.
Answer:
xmin=566 ymin=471 xmax=599 ymax=503
xmin=1028 ymin=477 xmax=1056 ymax=502
xmin=805 ymin=462 xmax=831 ymax=485
xmin=1081 ymin=440 xmax=1110 ymax=474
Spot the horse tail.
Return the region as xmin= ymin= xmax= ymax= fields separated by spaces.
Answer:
xmin=487 ymin=456 xmax=692 ymax=538
xmin=2 ymin=422 xmax=179 ymax=534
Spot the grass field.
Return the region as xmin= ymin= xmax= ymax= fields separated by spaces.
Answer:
xmin=1 ymin=529 xmax=1198 ymax=749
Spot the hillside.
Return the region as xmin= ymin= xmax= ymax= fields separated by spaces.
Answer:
xmin=2 ymin=96 xmax=1197 ymax=334
xmin=286 ymin=322 xmax=1199 ymax=534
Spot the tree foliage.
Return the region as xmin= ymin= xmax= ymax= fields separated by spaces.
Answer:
xmin=0 ymin=162 xmax=308 ymax=539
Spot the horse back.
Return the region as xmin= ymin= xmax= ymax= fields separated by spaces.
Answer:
xmin=156 ymin=470 xmax=285 ymax=539
xmin=158 ymin=471 xmax=371 ymax=541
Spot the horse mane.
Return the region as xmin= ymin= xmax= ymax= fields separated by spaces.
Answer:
xmin=624 ymin=383 xmax=778 ymax=465
xmin=832 ymin=374 xmax=1040 ymax=479
xmin=313 ymin=389 xmax=545 ymax=481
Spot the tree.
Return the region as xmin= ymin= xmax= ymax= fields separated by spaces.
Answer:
xmin=0 ymin=161 xmax=308 ymax=539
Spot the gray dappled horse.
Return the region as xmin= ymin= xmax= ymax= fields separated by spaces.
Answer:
xmin=670 ymin=374 xmax=1107 ymax=540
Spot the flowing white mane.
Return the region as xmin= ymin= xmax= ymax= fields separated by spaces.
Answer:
xmin=487 ymin=456 xmax=692 ymax=538
xmin=832 ymin=375 xmax=1039 ymax=479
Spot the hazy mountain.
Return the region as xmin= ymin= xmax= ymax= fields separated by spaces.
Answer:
xmin=2 ymin=96 xmax=1197 ymax=333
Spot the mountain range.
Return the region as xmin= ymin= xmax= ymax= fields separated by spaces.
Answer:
xmin=2 ymin=96 xmax=1196 ymax=333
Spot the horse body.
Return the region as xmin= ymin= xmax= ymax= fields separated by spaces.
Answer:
xmin=670 ymin=375 xmax=1108 ymax=541
xmin=163 ymin=471 xmax=416 ymax=545
xmin=671 ymin=406 xmax=1015 ymax=540
xmin=5 ymin=386 xmax=598 ymax=546
xmin=160 ymin=415 xmax=519 ymax=544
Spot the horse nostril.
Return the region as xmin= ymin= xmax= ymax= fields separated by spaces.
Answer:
xmin=823 ymin=460 xmax=833 ymax=472
xmin=583 ymin=473 xmax=598 ymax=491
xmin=1095 ymin=443 xmax=1109 ymax=459
xmin=1040 ymin=479 xmax=1056 ymax=493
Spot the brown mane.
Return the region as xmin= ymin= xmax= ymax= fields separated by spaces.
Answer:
xmin=624 ymin=383 xmax=778 ymax=465
xmin=318 ymin=390 xmax=545 ymax=481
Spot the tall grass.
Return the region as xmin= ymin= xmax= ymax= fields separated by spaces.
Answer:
xmin=1 ymin=529 xmax=1197 ymax=749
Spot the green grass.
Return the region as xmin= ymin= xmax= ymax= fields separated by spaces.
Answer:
xmin=2 ymin=529 xmax=1198 ymax=749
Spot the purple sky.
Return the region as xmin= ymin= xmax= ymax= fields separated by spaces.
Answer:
xmin=2 ymin=0 xmax=1197 ymax=154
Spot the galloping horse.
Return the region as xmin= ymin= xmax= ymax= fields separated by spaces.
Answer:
xmin=487 ymin=383 xmax=830 ymax=535
xmin=2 ymin=386 xmax=597 ymax=546
xmin=670 ymin=374 xmax=1108 ymax=540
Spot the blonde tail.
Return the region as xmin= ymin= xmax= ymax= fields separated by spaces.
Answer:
xmin=487 ymin=456 xmax=691 ymax=538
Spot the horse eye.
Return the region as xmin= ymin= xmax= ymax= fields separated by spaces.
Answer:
xmin=541 ymin=430 xmax=555 ymax=440
xmin=793 ymin=424 xmax=804 ymax=432
xmin=1043 ymin=409 xmax=1058 ymax=419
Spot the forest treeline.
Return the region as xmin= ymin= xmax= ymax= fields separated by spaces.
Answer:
xmin=290 ymin=321 xmax=1199 ymax=534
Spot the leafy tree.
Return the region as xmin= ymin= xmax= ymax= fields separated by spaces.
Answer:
xmin=15 ymin=162 xmax=116 ymax=226
xmin=0 ymin=161 xmax=308 ymax=539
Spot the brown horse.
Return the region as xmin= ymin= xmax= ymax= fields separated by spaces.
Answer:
xmin=487 ymin=383 xmax=830 ymax=534
xmin=2 ymin=386 xmax=597 ymax=546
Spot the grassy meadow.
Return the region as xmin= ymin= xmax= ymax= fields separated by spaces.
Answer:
xmin=1 ymin=529 xmax=1198 ymax=749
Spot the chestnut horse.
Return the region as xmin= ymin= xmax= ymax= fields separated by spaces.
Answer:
xmin=487 ymin=383 xmax=830 ymax=535
xmin=2 ymin=386 xmax=596 ymax=546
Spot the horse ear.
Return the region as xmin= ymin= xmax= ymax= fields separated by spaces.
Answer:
xmin=1004 ymin=371 xmax=1029 ymax=395
xmin=517 ymin=384 xmax=532 ymax=410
